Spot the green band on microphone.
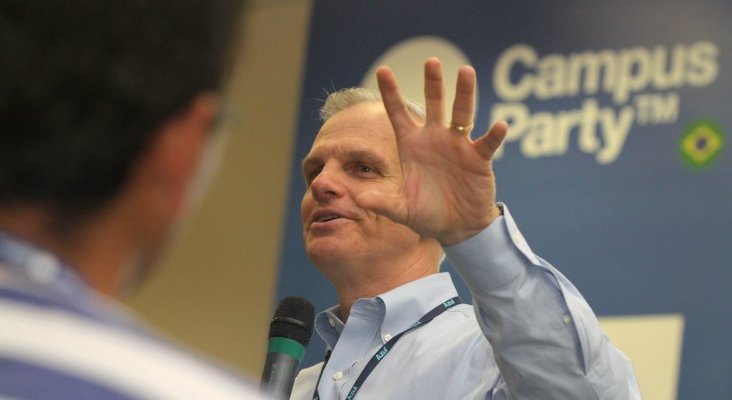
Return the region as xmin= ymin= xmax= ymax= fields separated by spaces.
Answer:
xmin=268 ymin=337 xmax=306 ymax=361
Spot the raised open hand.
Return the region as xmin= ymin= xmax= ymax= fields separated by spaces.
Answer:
xmin=355 ymin=58 xmax=507 ymax=246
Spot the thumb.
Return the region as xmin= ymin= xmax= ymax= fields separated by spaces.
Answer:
xmin=355 ymin=190 xmax=408 ymax=224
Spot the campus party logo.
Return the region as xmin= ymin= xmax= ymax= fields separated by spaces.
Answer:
xmin=490 ymin=41 xmax=720 ymax=164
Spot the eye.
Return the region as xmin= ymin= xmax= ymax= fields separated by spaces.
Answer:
xmin=353 ymin=163 xmax=380 ymax=177
xmin=303 ymin=165 xmax=322 ymax=187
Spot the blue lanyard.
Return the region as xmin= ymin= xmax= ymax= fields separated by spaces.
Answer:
xmin=313 ymin=296 xmax=462 ymax=400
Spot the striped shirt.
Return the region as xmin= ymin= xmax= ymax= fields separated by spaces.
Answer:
xmin=0 ymin=232 xmax=266 ymax=399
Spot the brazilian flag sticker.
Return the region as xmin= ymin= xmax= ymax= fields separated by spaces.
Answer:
xmin=680 ymin=120 xmax=724 ymax=170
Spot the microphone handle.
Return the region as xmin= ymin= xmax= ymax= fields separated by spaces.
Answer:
xmin=260 ymin=339 xmax=305 ymax=399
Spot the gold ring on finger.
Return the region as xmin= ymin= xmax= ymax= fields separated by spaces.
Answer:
xmin=450 ymin=121 xmax=474 ymax=134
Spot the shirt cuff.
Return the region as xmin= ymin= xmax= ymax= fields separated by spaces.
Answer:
xmin=442 ymin=203 xmax=540 ymax=291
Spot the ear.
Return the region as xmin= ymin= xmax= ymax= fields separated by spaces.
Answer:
xmin=136 ymin=93 xmax=221 ymax=220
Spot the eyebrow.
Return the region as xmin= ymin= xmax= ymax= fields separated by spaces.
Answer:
xmin=301 ymin=148 xmax=390 ymax=174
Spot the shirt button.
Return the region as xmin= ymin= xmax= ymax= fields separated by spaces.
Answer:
xmin=563 ymin=314 xmax=573 ymax=325
xmin=383 ymin=333 xmax=393 ymax=342
xmin=328 ymin=318 xmax=335 ymax=328
xmin=332 ymin=371 xmax=343 ymax=380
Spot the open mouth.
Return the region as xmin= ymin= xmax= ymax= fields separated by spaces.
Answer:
xmin=316 ymin=215 xmax=341 ymax=223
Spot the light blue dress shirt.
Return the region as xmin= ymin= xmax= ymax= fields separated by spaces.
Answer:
xmin=290 ymin=205 xmax=641 ymax=399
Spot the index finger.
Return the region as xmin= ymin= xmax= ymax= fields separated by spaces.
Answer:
xmin=376 ymin=66 xmax=416 ymax=134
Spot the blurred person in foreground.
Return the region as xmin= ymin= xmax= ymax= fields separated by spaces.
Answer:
xmin=0 ymin=1 xmax=267 ymax=398
xmin=290 ymin=59 xmax=640 ymax=399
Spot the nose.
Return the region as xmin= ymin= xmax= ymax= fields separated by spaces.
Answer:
xmin=309 ymin=166 xmax=342 ymax=203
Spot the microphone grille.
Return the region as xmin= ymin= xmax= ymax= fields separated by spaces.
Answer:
xmin=269 ymin=296 xmax=315 ymax=346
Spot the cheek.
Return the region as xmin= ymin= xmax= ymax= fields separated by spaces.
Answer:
xmin=367 ymin=214 xmax=404 ymax=237
xmin=377 ymin=217 xmax=421 ymax=242
xmin=300 ymin=194 xmax=311 ymax=226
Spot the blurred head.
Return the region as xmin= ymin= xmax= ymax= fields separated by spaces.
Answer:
xmin=0 ymin=0 xmax=245 ymax=293
xmin=300 ymin=88 xmax=442 ymax=285
xmin=0 ymin=0 xmax=243 ymax=232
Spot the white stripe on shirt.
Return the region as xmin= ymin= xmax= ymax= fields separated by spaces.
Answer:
xmin=0 ymin=300 xmax=264 ymax=399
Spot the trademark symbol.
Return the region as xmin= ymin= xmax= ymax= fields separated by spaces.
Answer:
xmin=634 ymin=93 xmax=680 ymax=126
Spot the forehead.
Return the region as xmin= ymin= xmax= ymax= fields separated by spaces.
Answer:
xmin=309 ymin=102 xmax=397 ymax=154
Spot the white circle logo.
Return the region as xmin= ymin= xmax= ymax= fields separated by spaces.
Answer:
xmin=361 ymin=36 xmax=471 ymax=115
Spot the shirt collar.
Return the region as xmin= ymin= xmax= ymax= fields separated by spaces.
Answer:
xmin=0 ymin=231 xmax=88 ymax=298
xmin=0 ymin=231 xmax=148 ymax=333
xmin=315 ymin=304 xmax=345 ymax=350
xmin=314 ymin=272 xmax=460 ymax=350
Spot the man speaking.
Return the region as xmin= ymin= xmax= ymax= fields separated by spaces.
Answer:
xmin=289 ymin=59 xmax=641 ymax=399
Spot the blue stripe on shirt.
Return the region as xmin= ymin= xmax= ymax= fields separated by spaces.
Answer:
xmin=0 ymin=356 xmax=136 ymax=400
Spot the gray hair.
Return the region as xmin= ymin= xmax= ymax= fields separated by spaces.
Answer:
xmin=320 ymin=87 xmax=426 ymax=121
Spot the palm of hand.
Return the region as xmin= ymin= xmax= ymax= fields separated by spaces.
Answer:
xmin=356 ymin=58 xmax=506 ymax=245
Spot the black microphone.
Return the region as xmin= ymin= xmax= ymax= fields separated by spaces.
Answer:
xmin=260 ymin=296 xmax=315 ymax=399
